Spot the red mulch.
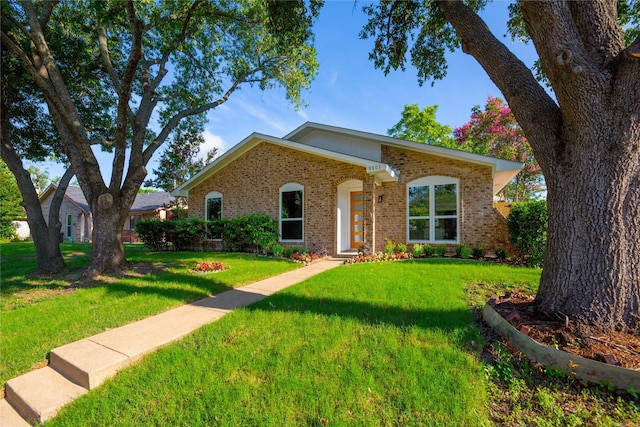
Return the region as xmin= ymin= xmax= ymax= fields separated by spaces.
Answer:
xmin=491 ymin=291 xmax=640 ymax=370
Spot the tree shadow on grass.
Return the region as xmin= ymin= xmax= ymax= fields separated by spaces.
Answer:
xmin=244 ymin=291 xmax=477 ymax=335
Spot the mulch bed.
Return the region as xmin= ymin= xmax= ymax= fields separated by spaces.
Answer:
xmin=491 ymin=291 xmax=640 ymax=370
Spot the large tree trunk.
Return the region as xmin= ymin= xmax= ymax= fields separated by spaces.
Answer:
xmin=537 ymin=125 xmax=640 ymax=333
xmin=0 ymin=136 xmax=72 ymax=275
xmin=438 ymin=0 xmax=640 ymax=333
xmin=84 ymin=206 xmax=127 ymax=277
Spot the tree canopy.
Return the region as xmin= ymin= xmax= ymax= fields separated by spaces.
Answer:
xmin=0 ymin=160 xmax=23 ymax=240
xmin=387 ymin=104 xmax=456 ymax=147
xmin=362 ymin=0 xmax=640 ymax=333
xmin=2 ymin=0 xmax=322 ymax=275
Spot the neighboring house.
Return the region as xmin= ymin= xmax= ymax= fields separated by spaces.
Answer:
xmin=171 ymin=122 xmax=523 ymax=255
xmin=39 ymin=185 xmax=175 ymax=243
xmin=40 ymin=185 xmax=92 ymax=243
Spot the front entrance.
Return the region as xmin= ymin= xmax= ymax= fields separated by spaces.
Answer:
xmin=350 ymin=191 xmax=364 ymax=249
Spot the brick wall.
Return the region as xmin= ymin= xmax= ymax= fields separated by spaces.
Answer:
xmin=376 ymin=145 xmax=504 ymax=253
xmin=189 ymin=142 xmax=368 ymax=254
xmin=189 ymin=141 xmax=511 ymax=254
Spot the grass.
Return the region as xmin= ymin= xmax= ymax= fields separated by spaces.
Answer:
xmin=45 ymin=260 xmax=541 ymax=426
xmin=2 ymin=244 xmax=638 ymax=426
xmin=0 ymin=242 xmax=299 ymax=385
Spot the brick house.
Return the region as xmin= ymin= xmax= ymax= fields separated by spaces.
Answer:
xmin=171 ymin=122 xmax=523 ymax=255
xmin=39 ymin=185 xmax=175 ymax=243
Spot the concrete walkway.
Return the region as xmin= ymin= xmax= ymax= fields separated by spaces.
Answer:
xmin=1 ymin=258 xmax=344 ymax=426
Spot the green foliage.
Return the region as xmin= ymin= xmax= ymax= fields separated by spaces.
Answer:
xmin=495 ymin=248 xmax=508 ymax=260
xmin=387 ymin=104 xmax=456 ymax=147
xmin=436 ymin=244 xmax=447 ymax=257
xmin=0 ymin=161 xmax=23 ymax=240
xmin=396 ymin=242 xmax=408 ymax=253
xmin=411 ymin=243 xmax=424 ymax=258
xmin=271 ymin=244 xmax=284 ymax=258
xmin=471 ymin=246 xmax=485 ymax=259
xmin=145 ymin=124 xmax=218 ymax=192
xmin=507 ymin=200 xmax=547 ymax=267
xmin=384 ymin=237 xmax=396 ymax=255
xmin=135 ymin=219 xmax=168 ymax=251
xmin=423 ymin=244 xmax=435 ymax=257
xmin=222 ymin=214 xmax=279 ymax=253
xmin=455 ymin=243 xmax=471 ymax=259
xmin=164 ymin=218 xmax=210 ymax=251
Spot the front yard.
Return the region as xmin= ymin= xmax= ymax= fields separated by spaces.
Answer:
xmin=1 ymin=243 xmax=638 ymax=425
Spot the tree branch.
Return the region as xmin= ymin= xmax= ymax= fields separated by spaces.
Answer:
xmin=38 ymin=0 xmax=59 ymax=27
xmin=436 ymin=0 xmax=561 ymax=172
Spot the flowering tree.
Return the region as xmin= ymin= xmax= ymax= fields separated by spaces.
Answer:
xmin=454 ymin=96 xmax=543 ymax=201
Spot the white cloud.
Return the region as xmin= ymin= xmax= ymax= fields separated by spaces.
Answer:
xmin=199 ymin=130 xmax=227 ymax=160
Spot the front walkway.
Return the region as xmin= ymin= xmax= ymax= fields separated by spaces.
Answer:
xmin=1 ymin=258 xmax=344 ymax=426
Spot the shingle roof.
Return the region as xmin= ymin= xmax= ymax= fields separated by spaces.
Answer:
xmin=130 ymin=191 xmax=175 ymax=212
xmin=64 ymin=186 xmax=90 ymax=211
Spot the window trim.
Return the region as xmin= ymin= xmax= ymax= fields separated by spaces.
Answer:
xmin=279 ymin=183 xmax=304 ymax=242
xmin=205 ymin=191 xmax=223 ymax=241
xmin=407 ymin=176 xmax=460 ymax=244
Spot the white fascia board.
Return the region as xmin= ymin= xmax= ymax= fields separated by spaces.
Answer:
xmin=170 ymin=132 xmax=399 ymax=197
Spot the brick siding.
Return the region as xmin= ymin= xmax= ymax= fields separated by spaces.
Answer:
xmin=190 ymin=141 xmax=511 ymax=254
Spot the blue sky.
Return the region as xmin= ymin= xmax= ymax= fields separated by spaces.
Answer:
xmin=36 ymin=0 xmax=540 ymax=185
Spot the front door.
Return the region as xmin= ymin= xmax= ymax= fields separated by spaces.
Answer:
xmin=350 ymin=191 xmax=364 ymax=249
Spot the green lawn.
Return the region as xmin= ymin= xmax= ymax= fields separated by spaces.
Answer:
xmin=0 ymin=242 xmax=299 ymax=385
xmin=45 ymin=260 xmax=541 ymax=426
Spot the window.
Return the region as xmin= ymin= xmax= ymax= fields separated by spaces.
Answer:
xmin=66 ymin=214 xmax=72 ymax=238
xmin=407 ymin=177 xmax=459 ymax=243
xmin=205 ymin=191 xmax=223 ymax=239
xmin=280 ymin=183 xmax=303 ymax=241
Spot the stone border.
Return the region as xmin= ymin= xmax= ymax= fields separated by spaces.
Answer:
xmin=482 ymin=303 xmax=640 ymax=391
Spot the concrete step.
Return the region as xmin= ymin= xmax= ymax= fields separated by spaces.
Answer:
xmin=0 ymin=399 xmax=31 ymax=427
xmin=4 ymin=367 xmax=88 ymax=425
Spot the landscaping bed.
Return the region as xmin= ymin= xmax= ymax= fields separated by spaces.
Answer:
xmin=490 ymin=291 xmax=640 ymax=370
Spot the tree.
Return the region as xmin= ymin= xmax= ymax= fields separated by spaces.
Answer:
xmin=387 ymin=103 xmax=456 ymax=147
xmin=2 ymin=0 xmax=321 ymax=277
xmin=145 ymin=125 xmax=218 ymax=192
xmin=27 ymin=165 xmax=51 ymax=195
xmin=0 ymin=160 xmax=23 ymax=240
xmin=361 ymin=1 xmax=640 ymax=333
xmin=453 ymin=96 xmax=543 ymax=201
xmin=0 ymin=5 xmax=81 ymax=273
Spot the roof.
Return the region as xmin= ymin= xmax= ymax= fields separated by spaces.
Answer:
xmin=130 ymin=192 xmax=175 ymax=212
xmin=40 ymin=185 xmax=174 ymax=213
xmin=39 ymin=184 xmax=90 ymax=212
xmin=172 ymin=122 xmax=524 ymax=197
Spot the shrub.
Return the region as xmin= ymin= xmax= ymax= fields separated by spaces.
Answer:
xmin=271 ymin=244 xmax=284 ymax=258
xmin=222 ymin=214 xmax=278 ymax=253
xmin=436 ymin=244 xmax=447 ymax=257
xmin=135 ymin=219 xmax=167 ymax=251
xmin=384 ymin=238 xmax=395 ymax=255
xmin=472 ymin=246 xmax=485 ymax=259
xmin=507 ymin=200 xmax=547 ymax=267
xmin=412 ymin=244 xmax=424 ymax=258
xmin=423 ymin=245 xmax=435 ymax=257
xmin=165 ymin=218 xmax=208 ymax=251
xmin=495 ymin=248 xmax=507 ymax=260
xmin=396 ymin=242 xmax=408 ymax=253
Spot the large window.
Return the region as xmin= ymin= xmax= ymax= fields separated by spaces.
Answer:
xmin=407 ymin=177 xmax=459 ymax=243
xmin=205 ymin=191 xmax=223 ymax=239
xmin=280 ymin=183 xmax=303 ymax=241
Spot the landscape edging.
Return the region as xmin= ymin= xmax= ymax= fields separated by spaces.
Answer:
xmin=482 ymin=303 xmax=640 ymax=391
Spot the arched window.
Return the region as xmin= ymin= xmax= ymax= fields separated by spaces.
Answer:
xmin=280 ymin=183 xmax=303 ymax=241
xmin=407 ymin=177 xmax=459 ymax=243
xmin=205 ymin=191 xmax=222 ymax=239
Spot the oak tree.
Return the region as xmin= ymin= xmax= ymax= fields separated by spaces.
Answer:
xmin=362 ymin=0 xmax=640 ymax=333
xmin=2 ymin=0 xmax=321 ymax=276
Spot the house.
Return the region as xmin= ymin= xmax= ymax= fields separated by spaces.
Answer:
xmin=171 ymin=122 xmax=523 ymax=255
xmin=39 ymin=185 xmax=175 ymax=243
